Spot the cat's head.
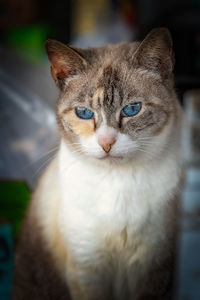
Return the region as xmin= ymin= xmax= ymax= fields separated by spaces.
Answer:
xmin=45 ymin=28 xmax=179 ymax=164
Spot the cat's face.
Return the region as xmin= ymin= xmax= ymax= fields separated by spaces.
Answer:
xmin=46 ymin=28 xmax=178 ymax=164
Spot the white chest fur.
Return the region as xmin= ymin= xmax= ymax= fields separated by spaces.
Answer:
xmin=58 ymin=141 xmax=180 ymax=264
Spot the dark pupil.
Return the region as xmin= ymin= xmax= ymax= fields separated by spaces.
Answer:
xmin=81 ymin=108 xmax=86 ymax=115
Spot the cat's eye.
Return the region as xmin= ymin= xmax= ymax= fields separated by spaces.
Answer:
xmin=75 ymin=107 xmax=94 ymax=120
xmin=121 ymin=103 xmax=142 ymax=117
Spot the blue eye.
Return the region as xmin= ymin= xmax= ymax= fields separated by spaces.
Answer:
xmin=122 ymin=103 xmax=142 ymax=117
xmin=75 ymin=107 xmax=94 ymax=120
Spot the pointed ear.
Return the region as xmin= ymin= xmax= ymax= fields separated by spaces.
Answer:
xmin=133 ymin=28 xmax=174 ymax=78
xmin=45 ymin=39 xmax=88 ymax=89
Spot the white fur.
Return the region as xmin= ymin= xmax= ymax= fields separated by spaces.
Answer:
xmin=56 ymin=111 xmax=182 ymax=298
xmin=80 ymin=124 xmax=143 ymax=160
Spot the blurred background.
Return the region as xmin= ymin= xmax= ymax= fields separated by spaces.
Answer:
xmin=0 ymin=0 xmax=200 ymax=299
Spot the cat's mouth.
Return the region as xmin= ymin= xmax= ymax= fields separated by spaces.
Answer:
xmin=99 ymin=154 xmax=123 ymax=161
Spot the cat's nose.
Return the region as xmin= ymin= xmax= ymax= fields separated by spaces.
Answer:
xmin=98 ymin=135 xmax=116 ymax=153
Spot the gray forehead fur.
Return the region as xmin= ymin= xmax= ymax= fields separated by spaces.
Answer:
xmin=61 ymin=42 xmax=173 ymax=110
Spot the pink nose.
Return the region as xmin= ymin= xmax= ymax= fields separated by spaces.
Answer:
xmin=98 ymin=134 xmax=116 ymax=153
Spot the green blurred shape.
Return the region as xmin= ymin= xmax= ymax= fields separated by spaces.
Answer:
xmin=0 ymin=181 xmax=30 ymax=239
xmin=6 ymin=24 xmax=51 ymax=64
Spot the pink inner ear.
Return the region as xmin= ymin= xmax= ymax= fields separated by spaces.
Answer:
xmin=50 ymin=54 xmax=70 ymax=80
xmin=50 ymin=66 xmax=60 ymax=81
xmin=51 ymin=66 xmax=69 ymax=81
xmin=46 ymin=40 xmax=88 ymax=84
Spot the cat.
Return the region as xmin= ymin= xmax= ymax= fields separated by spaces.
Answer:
xmin=13 ymin=28 xmax=183 ymax=300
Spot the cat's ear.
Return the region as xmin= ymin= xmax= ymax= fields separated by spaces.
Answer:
xmin=45 ymin=39 xmax=88 ymax=89
xmin=133 ymin=28 xmax=174 ymax=78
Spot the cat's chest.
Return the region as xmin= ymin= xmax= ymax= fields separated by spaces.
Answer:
xmin=58 ymin=156 xmax=167 ymax=253
xmin=57 ymin=142 xmax=181 ymax=260
xmin=61 ymin=163 xmax=147 ymax=221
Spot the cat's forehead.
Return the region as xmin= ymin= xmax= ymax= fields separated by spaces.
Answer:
xmin=88 ymin=64 xmax=163 ymax=106
xmin=60 ymin=62 xmax=165 ymax=117
xmin=59 ymin=41 xmax=168 ymax=114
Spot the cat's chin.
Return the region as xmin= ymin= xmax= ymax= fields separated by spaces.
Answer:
xmin=98 ymin=154 xmax=124 ymax=163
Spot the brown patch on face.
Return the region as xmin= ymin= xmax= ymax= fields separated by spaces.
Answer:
xmin=97 ymin=87 xmax=104 ymax=101
xmin=89 ymin=87 xmax=104 ymax=104
xmin=63 ymin=109 xmax=95 ymax=138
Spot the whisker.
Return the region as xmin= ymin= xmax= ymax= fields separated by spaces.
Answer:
xmin=65 ymin=142 xmax=83 ymax=146
xmin=33 ymin=152 xmax=57 ymax=178
xmin=31 ymin=145 xmax=60 ymax=162
xmin=135 ymin=147 xmax=155 ymax=158
xmin=68 ymin=149 xmax=83 ymax=155
xmin=23 ymin=145 xmax=60 ymax=172
xmin=113 ymin=145 xmax=137 ymax=151
xmin=139 ymin=142 xmax=173 ymax=152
